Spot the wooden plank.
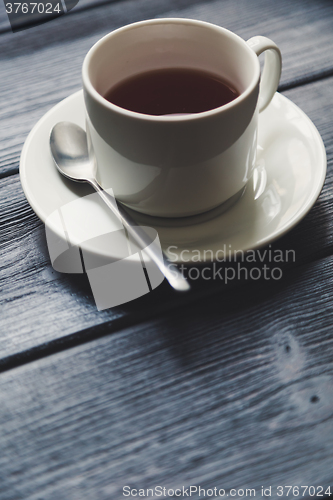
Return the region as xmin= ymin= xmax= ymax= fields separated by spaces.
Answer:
xmin=0 ymin=0 xmax=206 ymax=32
xmin=1 ymin=75 xmax=333 ymax=360
xmin=0 ymin=0 xmax=112 ymax=32
xmin=2 ymin=0 xmax=333 ymax=177
xmin=0 ymin=254 xmax=333 ymax=499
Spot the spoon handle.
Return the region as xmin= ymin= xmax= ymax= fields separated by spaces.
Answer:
xmin=88 ymin=179 xmax=190 ymax=292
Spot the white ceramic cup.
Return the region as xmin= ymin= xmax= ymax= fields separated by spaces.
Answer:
xmin=82 ymin=18 xmax=281 ymax=218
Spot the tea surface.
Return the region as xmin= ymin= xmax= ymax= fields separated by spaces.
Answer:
xmin=104 ymin=68 xmax=240 ymax=115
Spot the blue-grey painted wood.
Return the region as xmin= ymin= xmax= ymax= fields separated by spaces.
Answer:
xmin=0 ymin=0 xmax=206 ymax=32
xmin=0 ymin=253 xmax=333 ymax=499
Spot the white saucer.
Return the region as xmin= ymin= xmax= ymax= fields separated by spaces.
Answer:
xmin=20 ymin=90 xmax=326 ymax=264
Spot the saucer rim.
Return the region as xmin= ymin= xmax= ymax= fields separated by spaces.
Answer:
xmin=19 ymin=90 xmax=327 ymax=264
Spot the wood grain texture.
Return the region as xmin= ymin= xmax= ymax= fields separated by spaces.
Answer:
xmin=1 ymin=75 xmax=333 ymax=360
xmin=2 ymin=0 xmax=333 ymax=177
xmin=0 ymin=0 xmax=114 ymax=32
xmin=0 ymin=0 xmax=207 ymax=32
xmin=0 ymin=254 xmax=333 ymax=499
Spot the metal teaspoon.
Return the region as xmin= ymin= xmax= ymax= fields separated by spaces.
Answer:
xmin=50 ymin=122 xmax=190 ymax=292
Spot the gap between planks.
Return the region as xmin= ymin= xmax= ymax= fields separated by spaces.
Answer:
xmin=1 ymin=252 xmax=333 ymax=375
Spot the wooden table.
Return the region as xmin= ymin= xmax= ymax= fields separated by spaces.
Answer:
xmin=1 ymin=0 xmax=333 ymax=498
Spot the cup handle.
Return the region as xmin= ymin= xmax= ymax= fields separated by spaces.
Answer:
xmin=247 ymin=36 xmax=282 ymax=113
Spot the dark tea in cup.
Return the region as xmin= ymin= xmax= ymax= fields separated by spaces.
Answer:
xmin=104 ymin=67 xmax=240 ymax=115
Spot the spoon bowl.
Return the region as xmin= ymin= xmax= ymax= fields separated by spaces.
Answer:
xmin=50 ymin=122 xmax=97 ymax=182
